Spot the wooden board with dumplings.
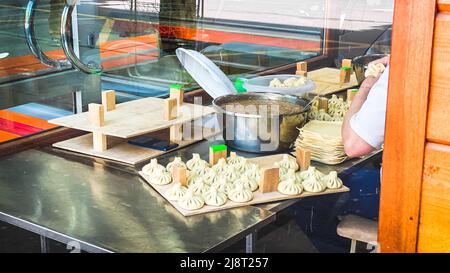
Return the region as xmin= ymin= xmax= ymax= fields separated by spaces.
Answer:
xmin=138 ymin=152 xmax=349 ymax=216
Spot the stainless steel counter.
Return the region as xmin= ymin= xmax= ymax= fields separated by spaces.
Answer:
xmin=0 ymin=133 xmax=380 ymax=253
xmin=0 ymin=148 xmax=274 ymax=253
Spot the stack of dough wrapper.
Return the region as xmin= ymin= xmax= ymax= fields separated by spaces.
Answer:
xmin=295 ymin=120 xmax=347 ymax=165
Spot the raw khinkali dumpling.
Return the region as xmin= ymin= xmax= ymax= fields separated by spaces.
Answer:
xmin=322 ymin=171 xmax=343 ymax=189
xmin=365 ymin=63 xmax=386 ymax=78
xmin=189 ymin=178 xmax=210 ymax=195
xmin=234 ymin=175 xmax=259 ymax=192
xmin=299 ymin=166 xmax=324 ymax=181
xmin=333 ymin=107 xmax=346 ymax=118
xmin=142 ymin=159 xmax=165 ymax=176
xmin=280 ymin=168 xmax=302 ymax=183
xmin=302 ymin=176 xmax=326 ymax=193
xmin=328 ymin=94 xmax=340 ymax=108
xmin=203 ymin=168 xmax=218 ymax=185
xmin=222 ymin=165 xmax=238 ymax=181
xmin=244 ymin=163 xmax=261 ymax=183
xmin=166 ymin=157 xmax=186 ymax=172
xmin=308 ymin=106 xmax=319 ymax=120
xmin=227 ymin=152 xmax=245 ymax=165
xmin=178 ymin=189 xmax=205 ymax=211
xmin=269 ymin=78 xmax=283 ymax=87
xmin=148 ymin=169 xmax=172 ymax=185
xmin=275 ymin=154 xmax=299 ymax=171
xmin=278 ymin=177 xmax=303 ymax=195
xmin=311 ymin=96 xmax=320 ymax=108
xmin=228 ymin=183 xmax=253 ymax=203
xmin=186 ymin=153 xmax=209 ymax=170
xmin=232 ymin=158 xmax=250 ymax=173
xmin=166 ymin=182 xmax=187 ymax=201
xmin=316 ymin=109 xmax=332 ymax=121
xmin=187 ymin=171 xmax=200 ymax=185
xmin=190 ymin=165 xmax=211 ymax=177
xmin=212 ymin=158 xmax=228 ymax=173
xmin=203 ymin=185 xmax=227 ymax=206
xmin=212 ymin=177 xmax=232 ymax=194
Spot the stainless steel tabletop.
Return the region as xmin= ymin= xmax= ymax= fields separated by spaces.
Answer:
xmin=0 ymin=148 xmax=275 ymax=253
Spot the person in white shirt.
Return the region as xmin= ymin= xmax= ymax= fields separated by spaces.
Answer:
xmin=342 ymin=56 xmax=390 ymax=157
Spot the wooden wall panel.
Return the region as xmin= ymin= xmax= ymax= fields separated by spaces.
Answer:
xmin=438 ymin=0 xmax=450 ymax=12
xmin=418 ymin=143 xmax=450 ymax=252
xmin=378 ymin=0 xmax=436 ymax=253
xmin=427 ymin=13 xmax=450 ymax=145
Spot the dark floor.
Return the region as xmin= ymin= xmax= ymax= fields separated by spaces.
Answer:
xmin=0 ymin=155 xmax=381 ymax=253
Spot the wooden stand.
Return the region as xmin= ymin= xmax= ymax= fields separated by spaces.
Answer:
xmin=296 ymin=61 xmax=308 ymax=77
xmin=296 ymin=148 xmax=311 ymax=171
xmin=209 ymin=144 xmax=227 ymax=165
xmin=170 ymin=86 xmax=184 ymax=107
xmin=101 ymin=90 xmax=116 ymax=112
xmin=164 ymin=98 xmax=178 ymax=121
xmin=340 ymin=67 xmax=351 ymax=84
xmin=347 ymin=89 xmax=359 ymax=102
xmin=88 ymin=103 xmax=104 ymax=126
xmin=259 ymin=167 xmax=280 ymax=193
xmin=172 ymin=165 xmax=188 ymax=186
xmin=318 ymin=97 xmax=329 ymax=112
xmin=342 ymin=59 xmax=352 ymax=69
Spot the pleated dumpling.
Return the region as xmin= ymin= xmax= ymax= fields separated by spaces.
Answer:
xmin=302 ymin=176 xmax=326 ymax=193
xmin=166 ymin=182 xmax=187 ymax=201
xmin=316 ymin=109 xmax=332 ymax=121
xmin=222 ymin=165 xmax=238 ymax=181
xmin=212 ymin=158 xmax=228 ymax=173
xmin=203 ymin=168 xmax=218 ymax=185
xmin=299 ymin=166 xmax=324 ymax=181
xmin=234 ymin=175 xmax=259 ymax=192
xmin=227 ymin=152 xmax=245 ymax=165
xmin=322 ymin=171 xmax=343 ymax=189
xmin=275 ymin=154 xmax=299 ymax=171
xmin=308 ymin=106 xmax=319 ymax=120
xmin=190 ymin=165 xmax=211 ymax=177
xmin=148 ymin=169 xmax=172 ymax=185
xmin=178 ymin=189 xmax=205 ymax=211
xmin=189 ymin=178 xmax=210 ymax=195
xmin=142 ymin=159 xmax=165 ymax=176
xmin=186 ymin=153 xmax=209 ymax=170
xmin=244 ymin=163 xmax=261 ymax=183
xmin=280 ymin=168 xmax=302 ymax=183
xmin=232 ymin=158 xmax=250 ymax=173
xmin=228 ymin=183 xmax=253 ymax=203
xmin=278 ymin=177 xmax=303 ymax=195
xmin=328 ymin=94 xmax=340 ymax=108
xmin=166 ymin=157 xmax=186 ymax=172
xmin=203 ymin=185 xmax=227 ymax=206
xmin=212 ymin=177 xmax=232 ymax=194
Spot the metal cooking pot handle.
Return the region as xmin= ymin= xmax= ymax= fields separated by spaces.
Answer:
xmin=24 ymin=0 xmax=71 ymax=69
xmin=61 ymin=0 xmax=102 ymax=74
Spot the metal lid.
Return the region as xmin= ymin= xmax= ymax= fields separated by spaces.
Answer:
xmin=175 ymin=48 xmax=236 ymax=99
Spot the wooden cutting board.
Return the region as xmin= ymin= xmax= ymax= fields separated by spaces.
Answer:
xmin=307 ymin=67 xmax=359 ymax=95
xmin=139 ymin=153 xmax=349 ymax=216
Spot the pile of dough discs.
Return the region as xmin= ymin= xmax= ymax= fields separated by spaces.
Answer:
xmin=365 ymin=63 xmax=386 ymax=78
xmin=152 ymin=152 xmax=261 ymax=211
xmin=275 ymin=158 xmax=343 ymax=195
xmin=308 ymin=95 xmax=350 ymax=122
xmin=269 ymin=77 xmax=307 ymax=88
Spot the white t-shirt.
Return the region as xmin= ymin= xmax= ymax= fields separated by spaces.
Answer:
xmin=349 ymin=66 xmax=389 ymax=149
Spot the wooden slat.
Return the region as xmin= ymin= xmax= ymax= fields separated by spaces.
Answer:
xmin=438 ymin=0 xmax=450 ymax=11
xmin=417 ymin=143 xmax=450 ymax=252
xmin=378 ymin=0 xmax=437 ymax=253
xmin=427 ymin=14 xmax=450 ymax=145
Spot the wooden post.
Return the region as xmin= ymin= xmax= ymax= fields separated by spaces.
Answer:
xmin=170 ymin=85 xmax=184 ymax=106
xmin=296 ymin=61 xmax=308 ymax=76
xmin=164 ymin=98 xmax=178 ymax=121
xmin=92 ymin=132 xmax=107 ymax=151
xmin=259 ymin=167 xmax=279 ymax=193
xmin=88 ymin=103 xmax=104 ymax=127
xmin=347 ymin=89 xmax=359 ymax=102
xmin=170 ymin=124 xmax=183 ymax=141
xmin=340 ymin=67 xmax=351 ymax=84
xmin=342 ymin=59 xmax=352 ymax=69
xmin=209 ymin=144 xmax=227 ymax=165
xmin=172 ymin=165 xmax=187 ymax=187
xmin=296 ymin=148 xmax=311 ymax=171
xmin=318 ymin=97 xmax=328 ymax=112
xmin=101 ymin=90 xmax=116 ymax=112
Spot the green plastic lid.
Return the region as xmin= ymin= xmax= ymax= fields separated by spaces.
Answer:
xmin=210 ymin=144 xmax=227 ymax=152
xmin=341 ymin=66 xmax=352 ymax=71
xmin=170 ymin=83 xmax=184 ymax=90
xmin=234 ymin=78 xmax=247 ymax=93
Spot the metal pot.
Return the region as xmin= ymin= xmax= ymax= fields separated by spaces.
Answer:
xmin=353 ymin=54 xmax=388 ymax=85
xmin=212 ymin=92 xmax=310 ymax=153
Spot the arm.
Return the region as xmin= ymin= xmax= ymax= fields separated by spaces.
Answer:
xmin=342 ymin=76 xmax=379 ymax=157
